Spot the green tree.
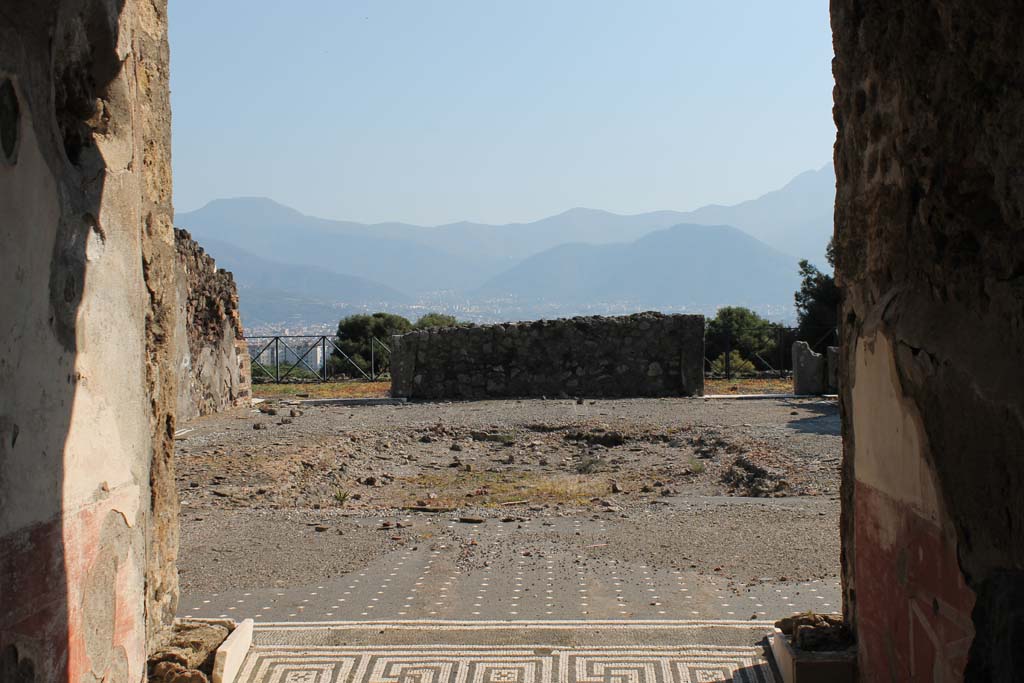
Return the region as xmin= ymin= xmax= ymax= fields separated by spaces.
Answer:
xmin=705 ymin=306 xmax=775 ymax=365
xmin=330 ymin=312 xmax=412 ymax=377
xmin=414 ymin=312 xmax=459 ymax=329
xmin=794 ymin=239 xmax=839 ymax=350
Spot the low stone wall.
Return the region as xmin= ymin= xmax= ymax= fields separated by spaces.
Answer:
xmin=173 ymin=229 xmax=251 ymax=420
xmin=391 ymin=313 xmax=704 ymax=400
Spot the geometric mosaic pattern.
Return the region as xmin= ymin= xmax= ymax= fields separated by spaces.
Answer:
xmin=180 ymin=527 xmax=840 ymax=624
xmin=235 ymin=646 xmax=776 ymax=683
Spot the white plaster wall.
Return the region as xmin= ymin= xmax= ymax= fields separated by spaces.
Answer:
xmin=851 ymin=333 xmax=942 ymax=526
xmin=0 ymin=76 xmax=65 ymax=538
xmin=1 ymin=1 xmax=174 ymax=679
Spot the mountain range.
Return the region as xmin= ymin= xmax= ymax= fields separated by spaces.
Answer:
xmin=475 ymin=224 xmax=800 ymax=309
xmin=176 ymin=165 xmax=835 ymax=329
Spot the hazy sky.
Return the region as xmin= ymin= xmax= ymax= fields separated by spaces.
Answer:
xmin=169 ymin=1 xmax=835 ymax=225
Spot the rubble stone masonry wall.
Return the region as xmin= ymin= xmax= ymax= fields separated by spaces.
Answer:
xmin=173 ymin=228 xmax=250 ymax=421
xmin=391 ymin=313 xmax=704 ymax=400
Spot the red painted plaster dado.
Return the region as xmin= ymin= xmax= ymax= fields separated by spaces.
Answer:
xmin=1 ymin=488 xmax=146 ymax=683
xmin=855 ymin=482 xmax=975 ymax=681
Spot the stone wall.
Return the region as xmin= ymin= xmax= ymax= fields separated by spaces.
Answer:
xmin=791 ymin=343 xmax=839 ymax=395
xmin=832 ymin=2 xmax=1024 ymax=680
xmin=0 ymin=2 xmax=178 ymax=681
xmin=173 ymin=229 xmax=250 ymax=421
xmin=391 ymin=313 xmax=704 ymax=400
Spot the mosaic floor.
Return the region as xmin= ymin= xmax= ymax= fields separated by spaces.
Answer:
xmin=180 ymin=517 xmax=839 ymax=622
xmin=237 ymin=621 xmax=778 ymax=683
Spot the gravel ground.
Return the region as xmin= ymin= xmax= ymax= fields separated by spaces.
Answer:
xmin=176 ymin=396 xmax=840 ymax=599
xmin=177 ymin=508 xmax=397 ymax=594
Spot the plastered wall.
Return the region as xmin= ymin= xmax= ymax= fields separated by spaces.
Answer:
xmin=0 ymin=1 xmax=177 ymax=681
xmin=832 ymin=2 xmax=1024 ymax=679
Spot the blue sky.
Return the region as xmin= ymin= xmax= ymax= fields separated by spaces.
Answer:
xmin=169 ymin=1 xmax=835 ymax=225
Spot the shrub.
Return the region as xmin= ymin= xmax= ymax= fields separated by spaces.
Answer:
xmin=710 ymin=351 xmax=756 ymax=375
xmin=414 ymin=312 xmax=459 ymax=329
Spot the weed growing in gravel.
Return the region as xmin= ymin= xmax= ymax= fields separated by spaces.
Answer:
xmin=469 ymin=431 xmax=517 ymax=446
xmin=689 ymin=458 xmax=706 ymax=474
xmin=575 ymin=456 xmax=602 ymax=474
xmin=333 ymin=489 xmax=350 ymax=506
xmin=403 ymin=471 xmax=605 ymax=506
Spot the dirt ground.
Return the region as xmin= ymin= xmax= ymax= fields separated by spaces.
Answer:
xmin=252 ymin=380 xmax=391 ymax=400
xmin=252 ymin=376 xmax=796 ymax=400
xmin=704 ymin=377 xmax=793 ymax=395
xmin=175 ymin=396 xmax=840 ymax=600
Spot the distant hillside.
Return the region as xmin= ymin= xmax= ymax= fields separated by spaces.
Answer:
xmin=676 ymin=165 xmax=835 ymax=266
xmin=178 ymin=165 xmax=832 ymax=327
xmin=178 ymin=200 xmax=702 ymax=285
xmin=198 ymin=238 xmax=409 ymax=302
xmin=190 ymin=238 xmax=410 ymax=329
xmin=476 ymin=224 xmax=801 ymax=309
xmin=356 ymin=166 xmax=835 ymax=265
xmin=180 ymin=164 xmax=834 ymax=281
xmin=399 ymin=208 xmax=696 ymax=262
xmin=177 ymin=199 xmax=502 ymax=294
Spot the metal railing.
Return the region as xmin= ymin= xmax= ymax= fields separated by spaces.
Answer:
xmin=247 ymin=321 xmax=835 ymax=383
xmin=246 ymin=335 xmax=391 ymax=383
xmin=369 ymin=336 xmax=391 ymax=380
xmin=703 ymin=324 xmax=837 ymax=379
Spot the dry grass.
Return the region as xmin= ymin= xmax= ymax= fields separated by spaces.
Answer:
xmin=254 ymin=378 xmax=791 ymax=399
xmin=253 ymin=381 xmax=391 ymax=400
xmin=705 ymin=377 xmax=792 ymax=395
xmin=400 ymin=471 xmax=608 ymax=507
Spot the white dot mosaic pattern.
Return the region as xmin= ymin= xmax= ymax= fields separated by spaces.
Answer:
xmin=179 ymin=516 xmax=839 ymax=623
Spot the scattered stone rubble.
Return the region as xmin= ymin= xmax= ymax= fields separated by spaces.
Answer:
xmin=148 ymin=620 xmax=232 ymax=683
xmin=722 ymin=455 xmax=791 ymax=497
xmin=176 ymin=396 xmax=843 ymax=516
xmin=775 ymin=612 xmax=853 ymax=652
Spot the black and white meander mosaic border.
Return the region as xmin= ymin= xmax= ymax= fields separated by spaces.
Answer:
xmin=238 ymin=621 xmax=777 ymax=683
xmin=236 ymin=646 xmax=776 ymax=683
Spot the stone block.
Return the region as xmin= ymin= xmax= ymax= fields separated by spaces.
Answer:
xmin=826 ymin=346 xmax=839 ymax=394
xmin=212 ymin=618 xmax=253 ymax=683
xmin=389 ymin=334 xmax=416 ymax=398
xmin=793 ymin=341 xmax=827 ymax=395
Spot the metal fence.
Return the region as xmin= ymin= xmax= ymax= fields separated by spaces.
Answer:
xmin=246 ymin=335 xmax=391 ymax=383
xmin=248 ymin=322 xmax=837 ymax=383
xmin=703 ymin=324 xmax=837 ymax=379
